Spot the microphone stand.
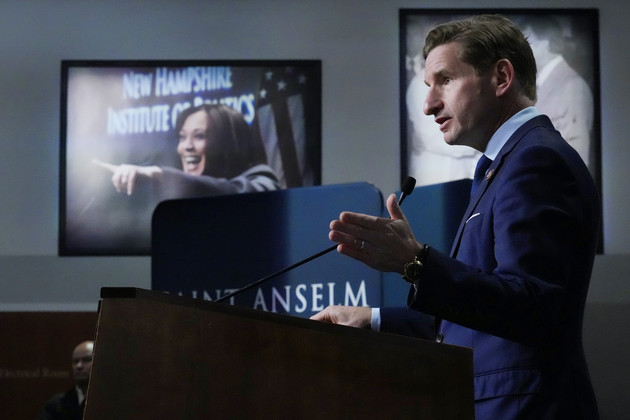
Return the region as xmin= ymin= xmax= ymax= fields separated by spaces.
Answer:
xmin=216 ymin=244 xmax=337 ymax=303
xmin=216 ymin=177 xmax=416 ymax=303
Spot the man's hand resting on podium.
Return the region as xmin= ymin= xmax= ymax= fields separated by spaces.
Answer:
xmin=310 ymin=305 xmax=372 ymax=328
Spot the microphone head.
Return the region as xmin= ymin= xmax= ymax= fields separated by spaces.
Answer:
xmin=401 ymin=176 xmax=416 ymax=196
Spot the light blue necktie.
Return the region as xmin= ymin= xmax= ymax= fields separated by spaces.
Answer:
xmin=471 ymin=154 xmax=492 ymax=198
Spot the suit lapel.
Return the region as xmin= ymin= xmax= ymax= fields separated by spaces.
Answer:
xmin=448 ymin=115 xmax=552 ymax=257
xmin=449 ymin=165 xmax=495 ymax=257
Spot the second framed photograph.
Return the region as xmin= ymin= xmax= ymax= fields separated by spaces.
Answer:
xmin=400 ymin=9 xmax=600 ymax=189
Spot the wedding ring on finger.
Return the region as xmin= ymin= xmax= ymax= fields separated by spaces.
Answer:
xmin=358 ymin=240 xmax=366 ymax=251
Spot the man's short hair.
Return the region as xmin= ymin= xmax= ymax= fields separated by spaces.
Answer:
xmin=423 ymin=14 xmax=537 ymax=101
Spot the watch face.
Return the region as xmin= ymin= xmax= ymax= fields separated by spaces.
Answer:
xmin=404 ymin=260 xmax=422 ymax=282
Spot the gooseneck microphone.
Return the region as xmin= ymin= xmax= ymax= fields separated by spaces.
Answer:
xmin=398 ymin=176 xmax=416 ymax=206
xmin=216 ymin=177 xmax=416 ymax=303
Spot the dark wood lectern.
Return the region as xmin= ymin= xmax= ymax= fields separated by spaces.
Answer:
xmin=85 ymin=288 xmax=473 ymax=419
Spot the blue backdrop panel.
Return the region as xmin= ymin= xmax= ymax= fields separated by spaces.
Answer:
xmin=381 ymin=179 xmax=472 ymax=307
xmin=152 ymin=183 xmax=383 ymax=317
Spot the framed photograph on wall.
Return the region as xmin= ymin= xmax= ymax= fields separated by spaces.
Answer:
xmin=60 ymin=60 xmax=321 ymax=256
xmin=399 ymin=9 xmax=600 ymax=190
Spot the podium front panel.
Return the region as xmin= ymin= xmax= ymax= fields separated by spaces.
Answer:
xmin=152 ymin=183 xmax=384 ymax=317
xmin=85 ymin=288 xmax=474 ymax=419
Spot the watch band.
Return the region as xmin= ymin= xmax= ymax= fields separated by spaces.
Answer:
xmin=417 ymin=243 xmax=429 ymax=264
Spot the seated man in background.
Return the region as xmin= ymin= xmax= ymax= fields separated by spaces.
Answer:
xmin=39 ymin=340 xmax=94 ymax=420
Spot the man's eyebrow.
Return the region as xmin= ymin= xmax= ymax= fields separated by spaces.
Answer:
xmin=434 ymin=69 xmax=451 ymax=78
xmin=424 ymin=69 xmax=450 ymax=86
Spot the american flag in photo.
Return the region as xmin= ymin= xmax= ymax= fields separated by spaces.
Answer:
xmin=252 ymin=65 xmax=320 ymax=189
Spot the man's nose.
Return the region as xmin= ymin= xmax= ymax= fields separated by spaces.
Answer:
xmin=423 ymin=88 xmax=441 ymax=116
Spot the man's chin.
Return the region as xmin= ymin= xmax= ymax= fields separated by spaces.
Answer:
xmin=443 ymin=136 xmax=459 ymax=146
xmin=443 ymin=135 xmax=472 ymax=149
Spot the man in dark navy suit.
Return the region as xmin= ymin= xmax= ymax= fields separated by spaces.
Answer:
xmin=312 ymin=14 xmax=600 ymax=420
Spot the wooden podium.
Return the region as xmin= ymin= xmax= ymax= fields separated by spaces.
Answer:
xmin=84 ymin=288 xmax=473 ymax=419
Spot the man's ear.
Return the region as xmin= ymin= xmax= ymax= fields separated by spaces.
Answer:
xmin=495 ymin=58 xmax=515 ymax=97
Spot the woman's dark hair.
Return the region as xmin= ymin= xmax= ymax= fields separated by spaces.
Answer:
xmin=174 ymin=104 xmax=268 ymax=179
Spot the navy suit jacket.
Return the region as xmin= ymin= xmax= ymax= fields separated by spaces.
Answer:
xmin=381 ymin=115 xmax=600 ymax=419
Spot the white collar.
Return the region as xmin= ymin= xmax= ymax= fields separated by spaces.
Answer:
xmin=483 ymin=106 xmax=540 ymax=161
xmin=76 ymin=386 xmax=86 ymax=405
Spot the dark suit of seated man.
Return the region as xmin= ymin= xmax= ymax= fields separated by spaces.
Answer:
xmin=39 ymin=340 xmax=93 ymax=420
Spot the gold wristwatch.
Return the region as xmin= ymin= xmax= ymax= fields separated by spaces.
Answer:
xmin=402 ymin=244 xmax=429 ymax=283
